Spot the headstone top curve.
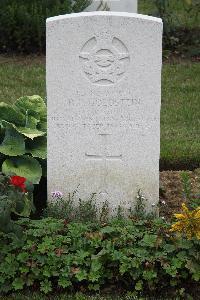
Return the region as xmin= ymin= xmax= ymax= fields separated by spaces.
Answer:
xmin=46 ymin=11 xmax=162 ymax=24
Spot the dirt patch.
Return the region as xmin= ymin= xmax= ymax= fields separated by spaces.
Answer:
xmin=159 ymin=169 xmax=200 ymax=220
xmin=0 ymin=54 xmax=45 ymax=66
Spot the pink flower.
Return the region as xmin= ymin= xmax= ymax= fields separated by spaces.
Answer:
xmin=51 ymin=191 xmax=63 ymax=199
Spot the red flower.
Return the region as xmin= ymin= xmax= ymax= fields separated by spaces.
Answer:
xmin=10 ymin=175 xmax=27 ymax=192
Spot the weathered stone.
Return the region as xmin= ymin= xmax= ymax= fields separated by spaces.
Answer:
xmin=47 ymin=12 xmax=163 ymax=212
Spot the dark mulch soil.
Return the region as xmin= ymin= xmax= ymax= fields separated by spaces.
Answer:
xmin=159 ymin=169 xmax=200 ymax=220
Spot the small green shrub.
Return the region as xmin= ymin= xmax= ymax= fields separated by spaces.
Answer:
xmin=0 ymin=95 xmax=47 ymax=184
xmin=0 ymin=0 xmax=91 ymax=53
xmin=0 ymin=216 xmax=199 ymax=296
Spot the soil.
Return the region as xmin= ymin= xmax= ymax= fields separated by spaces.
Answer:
xmin=159 ymin=169 xmax=200 ymax=220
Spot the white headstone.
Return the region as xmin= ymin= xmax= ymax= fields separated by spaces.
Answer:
xmin=47 ymin=12 xmax=162 ymax=212
xmin=85 ymin=0 xmax=137 ymax=13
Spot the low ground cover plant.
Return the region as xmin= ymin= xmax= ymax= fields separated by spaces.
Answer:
xmin=0 ymin=195 xmax=199 ymax=298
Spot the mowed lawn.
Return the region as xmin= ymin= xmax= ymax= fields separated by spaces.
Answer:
xmin=161 ymin=62 xmax=200 ymax=169
xmin=0 ymin=55 xmax=45 ymax=104
xmin=139 ymin=0 xmax=200 ymax=28
xmin=0 ymin=55 xmax=199 ymax=170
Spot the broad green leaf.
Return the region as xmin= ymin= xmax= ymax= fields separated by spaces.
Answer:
xmin=0 ymin=102 xmax=25 ymax=126
xmin=75 ymin=269 xmax=88 ymax=281
xmin=135 ymin=280 xmax=143 ymax=291
xmin=26 ymin=136 xmax=47 ymax=159
xmin=14 ymin=95 xmax=46 ymax=120
xmin=100 ymin=226 xmax=116 ymax=234
xmin=38 ymin=116 xmax=47 ymax=131
xmin=163 ymin=244 xmax=176 ymax=253
xmin=58 ymin=277 xmax=71 ymax=288
xmin=2 ymin=155 xmax=42 ymax=184
xmin=142 ymin=270 xmax=157 ymax=280
xmin=17 ymin=126 xmax=46 ymax=139
xmin=13 ymin=194 xmax=32 ymax=217
xmin=40 ymin=279 xmax=52 ymax=294
xmin=140 ymin=234 xmax=157 ymax=247
xmin=0 ymin=126 xmax=25 ymax=156
xmin=186 ymin=259 xmax=200 ymax=276
xmin=24 ymin=114 xmax=39 ymax=129
xmin=12 ymin=277 xmax=24 ymax=290
xmin=2 ymin=120 xmax=45 ymax=140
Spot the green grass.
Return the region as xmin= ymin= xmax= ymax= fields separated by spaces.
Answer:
xmin=161 ymin=61 xmax=200 ymax=170
xmin=138 ymin=0 xmax=200 ymax=169
xmin=138 ymin=0 xmax=200 ymax=28
xmin=0 ymin=55 xmax=45 ymax=105
xmin=0 ymin=55 xmax=199 ymax=170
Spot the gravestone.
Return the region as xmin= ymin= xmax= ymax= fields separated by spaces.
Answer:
xmin=85 ymin=0 xmax=137 ymax=13
xmin=47 ymin=12 xmax=162 ymax=212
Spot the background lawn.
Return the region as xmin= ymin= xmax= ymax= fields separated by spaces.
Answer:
xmin=139 ymin=0 xmax=200 ymax=28
xmin=0 ymin=55 xmax=199 ymax=170
xmin=161 ymin=62 xmax=200 ymax=170
xmin=0 ymin=55 xmax=45 ymax=104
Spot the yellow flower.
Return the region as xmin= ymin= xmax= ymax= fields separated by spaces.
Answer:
xmin=170 ymin=203 xmax=200 ymax=240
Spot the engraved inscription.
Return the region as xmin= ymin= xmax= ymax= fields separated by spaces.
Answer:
xmin=79 ymin=36 xmax=130 ymax=85
xmin=65 ymin=97 xmax=141 ymax=107
xmin=51 ymin=118 xmax=156 ymax=131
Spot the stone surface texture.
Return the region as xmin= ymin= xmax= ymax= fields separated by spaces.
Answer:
xmin=85 ymin=0 xmax=137 ymax=13
xmin=47 ymin=12 xmax=163 ymax=212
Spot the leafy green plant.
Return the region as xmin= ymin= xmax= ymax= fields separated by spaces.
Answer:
xmin=0 ymin=172 xmax=34 ymax=235
xmin=0 ymin=215 xmax=199 ymax=296
xmin=0 ymin=95 xmax=47 ymax=184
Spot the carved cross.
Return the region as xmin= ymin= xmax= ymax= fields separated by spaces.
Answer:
xmin=85 ymin=134 xmax=122 ymax=198
xmin=85 ymin=134 xmax=122 ymax=163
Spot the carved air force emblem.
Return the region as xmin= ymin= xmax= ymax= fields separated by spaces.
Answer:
xmin=79 ymin=36 xmax=130 ymax=86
